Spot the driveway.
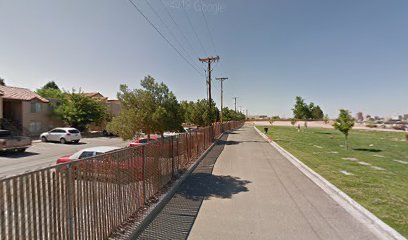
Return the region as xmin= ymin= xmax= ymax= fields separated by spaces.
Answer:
xmin=0 ymin=137 xmax=129 ymax=178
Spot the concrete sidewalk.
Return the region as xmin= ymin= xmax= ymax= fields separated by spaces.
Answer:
xmin=137 ymin=125 xmax=380 ymax=240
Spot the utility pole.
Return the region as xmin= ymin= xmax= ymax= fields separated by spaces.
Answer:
xmin=199 ymin=56 xmax=220 ymax=109
xmin=216 ymin=77 xmax=228 ymax=123
xmin=232 ymin=97 xmax=238 ymax=112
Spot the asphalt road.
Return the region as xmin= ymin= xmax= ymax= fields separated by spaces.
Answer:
xmin=0 ymin=137 xmax=130 ymax=178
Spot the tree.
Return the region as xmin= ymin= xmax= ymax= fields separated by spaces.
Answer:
xmin=311 ymin=105 xmax=324 ymax=119
xmin=107 ymin=76 xmax=184 ymax=140
xmin=140 ymin=76 xmax=184 ymax=135
xmin=292 ymin=96 xmax=325 ymax=121
xmin=292 ymin=96 xmax=307 ymax=120
xmin=333 ymin=109 xmax=355 ymax=150
xmin=0 ymin=77 xmax=5 ymax=86
xmin=181 ymin=99 xmax=220 ymax=126
xmin=43 ymin=81 xmax=59 ymax=90
xmin=54 ymin=90 xmax=107 ymax=131
xmin=221 ymin=107 xmax=245 ymax=122
xmin=36 ymin=81 xmax=64 ymax=99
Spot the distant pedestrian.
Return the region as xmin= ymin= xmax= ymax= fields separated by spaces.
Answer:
xmin=297 ymin=124 xmax=301 ymax=132
xmin=264 ymin=127 xmax=268 ymax=134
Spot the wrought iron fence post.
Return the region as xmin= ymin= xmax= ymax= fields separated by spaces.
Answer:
xmin=171 ymin=136 xmax=175 ymax=177
xmin=142 ymin=145 xmax=147 ymax=204
xmin=66 ymin=164 xmax=74 ymax=240
xmin=176 ymin=136 xmax=179 ymax=171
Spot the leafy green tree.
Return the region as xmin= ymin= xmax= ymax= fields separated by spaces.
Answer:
xmin=107 ymin=76 xmax=183 ymax=140
xmin=311 ymin=104 xmax=324 ymax=119
xmin=221 ymin=107 xmax=245 ymax=122
xmin=43 ymin=81 xmax=59 ymax=90
xmin=181 ymin=99 xmax=220 ymax=126
xmin=140 ymin=76 xmax=184 ymax=134
xmin=333 ymin=109 xmax=355 ymax=150
xmin=36 ymin=81 xmax=64 ymax=99
xmin=292 ymin=96 xmax=308 ymax=120
xmin=54 ymin=90 xmax=106 ymax=131
xmin=292 ymin=97 xmax=324 ymax=120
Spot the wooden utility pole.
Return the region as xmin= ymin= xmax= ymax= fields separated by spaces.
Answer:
xmin=232 ymin=97 xmax=238 ymax=112
xmin=199 ymin=56 xmax=220 ymax=108
xmin=216 ymin=77 xmax=228 ymax=123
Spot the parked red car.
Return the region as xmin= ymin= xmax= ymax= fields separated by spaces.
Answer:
xmin=129 ymin=136 xmax=159 ymax=147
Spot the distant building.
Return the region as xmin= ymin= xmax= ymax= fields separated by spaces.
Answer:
xmin=356 ymin=112 xmax=364 ymax=122
xmin=391 ymin=115 xmax=402 ymax=121
xmin=403 ymin=114 xmax=408 ymax=121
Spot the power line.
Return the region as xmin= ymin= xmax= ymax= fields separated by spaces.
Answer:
xmin=158 ymin=0 xmax=203 ymax=67
xmin=199 ymin=0 xmax=217 ymax=53
xmin=216 ymin=77 xmax=228 ymax=122
xmin=127 ymin=0 xmax=204 ymax=77
xmin=199 ymin=56 xmax=220 ymax=109
xmin=182 ymin=5 xmax=208 ymax=57
xmin=144 ymin=0 xmax=202 ymax=70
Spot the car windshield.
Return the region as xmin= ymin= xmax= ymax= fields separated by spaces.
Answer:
xmin=68 ymin=130 xmax=80 ymax=134
xmin=78 ymin=151 xmax=95 ymax=159
xmin=139 ymin=139 xmax=148 ymax=143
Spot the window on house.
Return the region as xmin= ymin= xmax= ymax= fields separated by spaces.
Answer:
xmin=29 ymin=122 xmax=42 ymax=133
xmin=31 ymin=102 xmax=42 ymax=113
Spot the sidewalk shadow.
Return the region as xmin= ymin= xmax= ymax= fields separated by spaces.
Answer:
xmin=135 ymin=130 xmax=250 ymax=240
xmin=178 ymin=174 xmax=250 ymax=201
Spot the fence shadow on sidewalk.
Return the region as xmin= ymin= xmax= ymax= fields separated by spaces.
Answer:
xmin=178 ymin=174 xmax=250 ymax=201
xmin=135 ymin=130 xmax=250 ymax=240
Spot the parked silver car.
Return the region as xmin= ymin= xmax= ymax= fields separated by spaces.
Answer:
xmin=40 ymin=128 xmax=82 ymax=144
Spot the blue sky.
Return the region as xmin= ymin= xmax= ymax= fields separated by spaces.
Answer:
xmin=1 ymin=0 xmax=407 ymax=117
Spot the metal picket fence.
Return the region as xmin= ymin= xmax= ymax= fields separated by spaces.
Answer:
xmin=0 ymin=121 xmax=244 ymax=240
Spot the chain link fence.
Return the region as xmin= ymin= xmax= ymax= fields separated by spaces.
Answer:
xmin=0 ymin=121 xmax=244 ymax=240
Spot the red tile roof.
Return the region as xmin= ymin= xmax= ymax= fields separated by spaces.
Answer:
xmin=0 ymin=86 xmax=49 ymax=103
xmin=83 ymin=92 xmax=104 ymax=97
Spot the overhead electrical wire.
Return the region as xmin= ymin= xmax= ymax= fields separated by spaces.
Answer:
xmin=143 ymin=0 xmax=202 ymax=70
xmin=158 ymin=0 xmax=203 ymax=67
xmin=182 ymin=5 xmax=208 ymax=57
xmin=127 ymin=0 xmax=204 ymax=77
xmin=199 ymin=0 xmax=217 ymax=54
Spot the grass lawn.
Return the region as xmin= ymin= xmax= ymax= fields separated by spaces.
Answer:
xmin=257 ymin=126 xmax=408 ymax=237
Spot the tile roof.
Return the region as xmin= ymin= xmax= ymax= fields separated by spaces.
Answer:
xmin=83 ymin=92 xmax=104 ymax=97
xmin=0 ymin=85 xmax=49 ymax=102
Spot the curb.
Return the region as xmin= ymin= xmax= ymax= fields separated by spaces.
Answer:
xmin=127 ymin=131 xmax=229 ymax=239
xmin=253 ymin=126 xmax=406 ymax=240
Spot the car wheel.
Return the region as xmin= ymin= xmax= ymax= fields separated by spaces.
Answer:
xmin=74 ymin=140 xmax=80 ymax=144
xmin=41 ymin=136 xmax=47 ymax=142
xmin=17 ymin=148 xmax=26 ymax=153
xmin=60 ymin=138 xmax=67 ymax=144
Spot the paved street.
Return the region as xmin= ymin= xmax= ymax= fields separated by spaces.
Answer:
xmin=137 ymin=125 xmax=380 ymax=240
xmin=0 ymin=137 xmax=129 ymax=178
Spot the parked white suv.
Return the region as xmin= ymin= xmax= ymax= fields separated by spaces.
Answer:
xmin=40 ymin=128 xmax=82 ymax=144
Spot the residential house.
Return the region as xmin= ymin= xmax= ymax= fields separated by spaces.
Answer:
xmin=0 ymin=85 xmax=62 ymax=136
xmin=83 ymin=92 xmax=122 ymax=131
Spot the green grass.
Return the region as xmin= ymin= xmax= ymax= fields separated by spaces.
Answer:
xmin=257 ymin=126 xmax=408 ymax=237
